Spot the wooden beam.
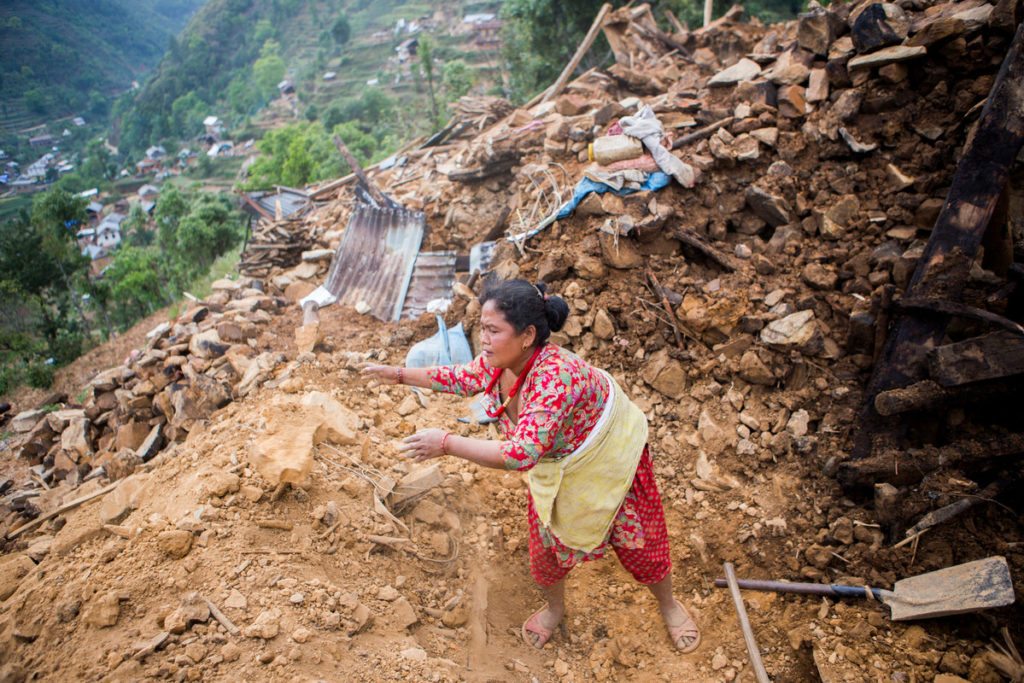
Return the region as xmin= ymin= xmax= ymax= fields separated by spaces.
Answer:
xmin=664 ymin=9 xmax=688 ymax=35
xmin=332 ymin=135 xmax=387 ymax=206
xmin=837 ymin=433 xmax=1024 ymax=489
xmin=540 ymin=3 xmax=612 ymax=105
xmin=672 ymin=227 xmax=740 ymax=271
xmin=672 ymin=117 xmax=734 ymax=150
xmin=6 ymin=480 xmax=119 ymax=540
xmin=897 ymin=297 xmax=1024 ymax=336
xmin=929 ymin=330 xmax=1024 ymax=386
xmin=851 ymin=22 xmax=1024 ymax=462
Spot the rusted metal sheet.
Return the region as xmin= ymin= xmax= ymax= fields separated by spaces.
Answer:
xmin=324 ymin=204 xmax=425 ymax=322
xmin=241 ymin=187 xmax=310 ymax=220
xmin=402 ymin=251 xmax=457 ymax=320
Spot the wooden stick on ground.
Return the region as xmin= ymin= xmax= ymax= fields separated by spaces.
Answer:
xmin=723 ymin=562 xmax=772 ymax=683
xmin=672 ymin=117 xmax=734 ymax=150
xmin=646 ymin=270 xmax=684 ymax=349
xmin=204 ymin=598 xmax=240 ymax=636
xmin=540 ymin=3 xmax=613 ymax=105
xmin=6 ymin=480 xmax=119 ymax=540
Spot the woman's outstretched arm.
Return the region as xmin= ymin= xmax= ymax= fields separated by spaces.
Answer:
xmin=398 ymin=428 xmax=506 ymax=469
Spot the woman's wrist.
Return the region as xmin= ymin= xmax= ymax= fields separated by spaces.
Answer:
xmin=395 ymin=367 xmax=404 ymax=385
xmin=440 ymin=431 xmax=451 ymax=455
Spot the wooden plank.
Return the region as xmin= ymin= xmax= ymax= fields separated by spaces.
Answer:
xmin=928 ymin=331 xmax=1024 ymax=386
xmin=898 ymin=297 xmax=1024 ymax=336
xmin=837 ymin=433 xmax=1024 ymax=489
xmin=6 ymin=480 xmax=119 ymax=540
xmin=540 ymin=3 xmax=612 ymax=105
xmin=333 ymin=135 xmax=386 ymax=205
xmin=851 ymin=22 xmax=1024 ymax=463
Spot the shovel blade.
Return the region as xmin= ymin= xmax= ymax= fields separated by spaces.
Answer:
xmin=888 ymin=556 xmax=1015 ymax=620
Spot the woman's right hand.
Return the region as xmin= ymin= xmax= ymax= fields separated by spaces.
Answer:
xmin=361 ymin=364 xmax=400 ymax=384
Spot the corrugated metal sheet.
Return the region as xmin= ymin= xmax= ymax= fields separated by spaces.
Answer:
xmin=402 ymin=251 xmax=456 ymax=320
xmin=324 ymin=204 xmax=425 ymax=322
xmin=243 ymin=188 xmax=310 ymax=220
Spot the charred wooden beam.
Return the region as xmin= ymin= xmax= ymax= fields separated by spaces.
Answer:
xmin=897 ymin=297 xmax=1024 ymax=336
xmin=928 ymin=330 xmax=1024 ymax=386
xmin=851 ymin=22 xmax=1024 ymax=463
xmin=837 ymin=432 xmax=1024 ymax=489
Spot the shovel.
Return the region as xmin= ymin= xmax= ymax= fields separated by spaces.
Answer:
xmin=714 ymin=556 xmax=1015 ymax=621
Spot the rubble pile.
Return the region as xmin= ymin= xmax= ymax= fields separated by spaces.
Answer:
xmin=2 ymin=279 xmax=287 ymax=534
xmin=1 ymin=1 xmax=1022 ymax=681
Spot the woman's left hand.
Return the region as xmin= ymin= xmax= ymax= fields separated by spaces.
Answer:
xmin=397 ymin=428 xmax=448 ymax=462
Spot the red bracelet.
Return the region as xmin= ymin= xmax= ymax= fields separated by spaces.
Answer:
xmin=396 ymin=367 xmax=403 ymax=385
xmin=440 ymin=432 xmax=451 ymax=454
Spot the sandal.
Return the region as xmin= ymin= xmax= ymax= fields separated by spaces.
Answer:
xmin=521 ymin=607 xmax=557 ymax=649
xmin=667 ymin=599 xmax=701 ymax=653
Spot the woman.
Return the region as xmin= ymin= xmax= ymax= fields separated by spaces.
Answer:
xmin=363 ymin=279 xmax=700 ymax=652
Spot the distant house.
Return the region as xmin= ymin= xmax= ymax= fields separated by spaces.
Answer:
xmin=138 ymin=184 xmax=159 ymax=198
xmin=23 ymin=154 xmax=52 ymax=180
xmin=136 ymin=158 xmax=160 ymax=175
xmin=323 ymin=71 xmax=337 ymax=81
xmin=145 ymin=145 xmax=167 ymax=160
xmin=277 ymin=80 xmax=295 ymax=95
xmin=72 ymin=117 xmax=86 ymax=127
xmin=77 ymin=187 xmax=99 ymax=199
xmin=207 ymin=141 xmax=234 ymax=157
xmin=463 ymin=12 xmax=496 ymax=24
xmin=366 ymin=78 xmax=380 ymax=87
xmin=29 ymin=134 xmax=55 ymax=148
xmin=86 ymin=201 xmax=104 ymax=216
xmin=474 ymin=19 xmax=503 ymax=45
xmin=203 ymin=115 xmax=224 ymax=138
xmin=141 ymin=200 xmax=156 ymax=215
xmin=395 ymin=38 xmax=419 ymax=63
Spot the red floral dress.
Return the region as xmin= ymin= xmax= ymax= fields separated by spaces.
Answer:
xmin=429 ymin=343 xmax=672 ymax=586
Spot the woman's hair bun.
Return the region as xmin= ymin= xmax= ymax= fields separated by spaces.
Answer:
xmin=537 ymin=281 xmax=570 ymax=333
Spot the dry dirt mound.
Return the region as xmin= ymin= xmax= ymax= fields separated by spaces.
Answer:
xmin=2 ymin=1 xmax=1024 ymax=681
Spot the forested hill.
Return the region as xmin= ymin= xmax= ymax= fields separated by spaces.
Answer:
xmin=0 ymin=0 xmax=206 ymax=127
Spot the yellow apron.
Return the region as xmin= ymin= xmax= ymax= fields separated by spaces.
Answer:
xmin=528 ymin=370 xmax=648 ymax=553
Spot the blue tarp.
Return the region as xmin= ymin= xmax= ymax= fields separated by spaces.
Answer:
xmin=555 ymin=171 xmax=672 ymax=221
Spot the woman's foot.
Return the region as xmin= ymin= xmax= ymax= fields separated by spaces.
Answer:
xmin=521 ymin=605 xmax=564 ymax=649
xmin=660 ymin=599 xmax=701 ymax=653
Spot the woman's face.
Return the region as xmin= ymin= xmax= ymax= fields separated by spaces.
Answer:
xmin=480 ymin=300 xmax=535 ymax=369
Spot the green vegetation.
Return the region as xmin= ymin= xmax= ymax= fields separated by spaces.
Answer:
xmin=0 ymin=185 xmax=245 ymax=395
xmin=244 ymin=118 xmax=398 ymax=189
xmin=0 ymin=0 xmax=204 ymax=128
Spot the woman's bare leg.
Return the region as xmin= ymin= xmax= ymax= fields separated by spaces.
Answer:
xmin=646 ymin=574 xmax=700 ymax=651
xmin=524 ymin=579 xmax=566 ymax=648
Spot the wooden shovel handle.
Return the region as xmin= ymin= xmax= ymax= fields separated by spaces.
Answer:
xmin=713 ymin=578 xmax=889 ymax=602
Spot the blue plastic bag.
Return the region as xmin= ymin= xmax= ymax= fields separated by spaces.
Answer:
xmin=405 ymin=315 xmax=473 ymax=369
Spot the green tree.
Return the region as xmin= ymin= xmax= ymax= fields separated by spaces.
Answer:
xmin=29 ymin=189 xmax=92 ymax=339
xmin=253 ymin=18 xmax=275 ymax=43
xmin=171 ymin=92 xmax=208 ymax=138
xmin=245 ymin=122 xmax=342 ymax=188
xmin=155 ymin=184 xmax=190 ymax=252
xmin=331 ymin=14 xmax=351 ymax=46
xmin=253 ymin=39 xmax=286 ymax=99
xmin=442 ymin=60 xmax=475 ymax=102
xmin=417 ymin=36 xmax=439 ymax=125
xmin=97 ymin=246 xmax=167 ymax=327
